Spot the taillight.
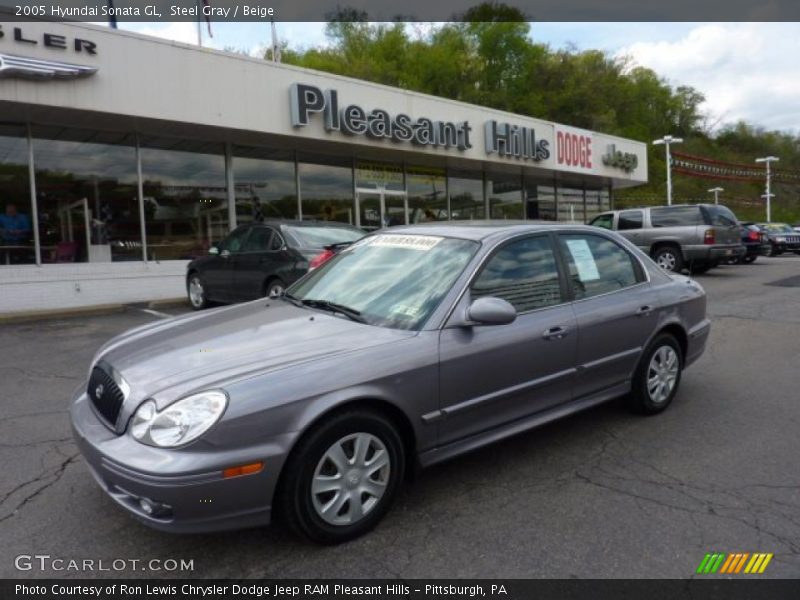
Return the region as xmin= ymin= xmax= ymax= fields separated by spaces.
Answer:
xmin=748 ymin=230 xmax=759 ymax=241
xmin=704 ymin=229 xmax=716 ymax=245
xmin=309 ymin=248 xmax=335 ymax=270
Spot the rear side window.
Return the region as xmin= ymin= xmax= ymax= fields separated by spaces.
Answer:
xmin=558 ymin=233 xmax=640 ymax=300
xmin=242 ymin=227 xmax=272 ymax=252
xmin=618 ymin=210 xmax=643 ymax=230
xmin=590 ymin=214 xmax=614 ymax=230
xmin=703 ymin=205 xmax=739 ymax=227
xmin=650 ymin=206 xmax=702 ymax=227
xmin=471 ymin=236 xmax=563 ymax=312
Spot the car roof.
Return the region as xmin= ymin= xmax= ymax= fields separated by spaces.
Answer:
xmin=384 ymin=220 xmax=600 ymax=242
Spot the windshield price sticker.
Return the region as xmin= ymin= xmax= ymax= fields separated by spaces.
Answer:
xmin=369 ymin=235 xmax=443 ymax=250
xmin=565 ymin=239 xmax=601 ymax=281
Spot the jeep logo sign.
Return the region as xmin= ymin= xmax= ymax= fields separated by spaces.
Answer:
xmin=602 ymin=144 xmax=639 ymax=173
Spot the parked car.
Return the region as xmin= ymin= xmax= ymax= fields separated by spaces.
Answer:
xmin=186 ymin=220 xmax=365 ymax=309
xmin=72 ymin=222 xmax=709 ymax=543
xmin=792 ymin=223 xmax=800 ymax=234
xmin=589 ymin=204 xmax=745 ymax=274
xmin=754 ymin=222 xmax=800 ymax=256
xmin=735 ymin=222 xmax=771 ymax=264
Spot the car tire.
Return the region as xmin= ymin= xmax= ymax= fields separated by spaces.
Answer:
xmin=277 ymin=409 xmax=406 ymax=545
xmin=187 ymin=273 xmax=210 ymax=310
xmin=627 ymin=333 xmax=683 ymax=415
xmin=652 ymin=246 xmax=683 ymax=272
xmin=768 ymin=244 xmax=779 ymax=257
xmin=263 ymin=278 xmax=286 ymax=298
xmin=741 ymin=254 xmax=757 ymax=264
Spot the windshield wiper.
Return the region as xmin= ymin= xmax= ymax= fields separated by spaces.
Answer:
xmin=281 ymin=292 xmax=304 ymax=307
xmin=300 ymin=298 xmax=368 ymax=324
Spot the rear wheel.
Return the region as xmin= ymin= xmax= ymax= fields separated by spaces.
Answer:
xmin=277 ymin=410 xmax=406 ymax=544
xmin=627 ymin=333 xmax=683 ymax=415
xmin=187 ymin=273 xmax=209 ymax=310
xmin=653 ymin=246 xmax=683 ymax=272
xmin=741 ymin=254 xmax=757 ymax=264
xmin=263 ymin=278 xmax=286 ymax=298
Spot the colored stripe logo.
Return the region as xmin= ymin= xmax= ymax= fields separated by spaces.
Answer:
xmin=696 ymin=552 xmax=773 ymax=574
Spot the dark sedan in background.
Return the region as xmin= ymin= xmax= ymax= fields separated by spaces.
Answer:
xmin=186 ymin=220 xmax=364 ymax=309
xmin=756 ymin=223 xmax=800 ymax=256
xmin=736 ymin=222 xmax=771 ymax=264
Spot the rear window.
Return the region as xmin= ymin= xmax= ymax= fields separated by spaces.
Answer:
xmin=703 ymin=205 xmax=739 ymax=227
xmin=284 ymin=225 xmax=365 ymax=248
xmin=650 ymin=206 xmax=702 ymax=227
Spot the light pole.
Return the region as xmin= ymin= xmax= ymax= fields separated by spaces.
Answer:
xmin=653 ymin=135 xmax=683 ymax=206
xmin=755 ymin=156 xmax=779 ymax=222
xmin=708 ymin=187 xmax=724 ymax=205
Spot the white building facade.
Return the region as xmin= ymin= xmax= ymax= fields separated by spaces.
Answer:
xmin=0 ymin=20 xmax=648 ymax=315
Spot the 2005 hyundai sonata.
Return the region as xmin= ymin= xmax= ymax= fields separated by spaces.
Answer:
xmin=71 ymin=222 xmax=710 ymax=544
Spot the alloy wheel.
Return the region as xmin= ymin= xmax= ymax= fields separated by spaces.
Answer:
xmin=188 ymin=277 xmax=204 ymax=308
xmin=647 ymin=346 xmax=679 ymax=404
xmin=656 ymin=252 xmax=677 ymax=271
xmin=311 ymin=432 xmax=391 ymax=526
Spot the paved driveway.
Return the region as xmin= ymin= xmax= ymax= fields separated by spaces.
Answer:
xmin=1 ymin=257 xmax=799 ymax=578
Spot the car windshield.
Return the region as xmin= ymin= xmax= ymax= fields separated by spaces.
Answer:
xmin=759 ymin=223 xmax=793 ymax=233
xmin=288 ymin=233 xmax=479 ymax=330
xmin=285 ymin=225 xmax=365 ymax=248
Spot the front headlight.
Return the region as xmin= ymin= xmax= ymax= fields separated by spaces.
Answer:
xmin=776 ymin=237 xmax=786 ymax=243
xmin=130 ymin=391 xmax=228 ymax=448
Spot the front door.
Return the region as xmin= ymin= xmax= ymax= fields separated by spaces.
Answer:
xmin=438 ymin=234 xmax=577 ymax=445
xmin=233 ymin=226 xmax=283 ymax=300
xmin=204 ymin=226 xmax=250 ymax=302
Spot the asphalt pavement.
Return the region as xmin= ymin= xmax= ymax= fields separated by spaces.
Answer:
xmin=1 ymin=256 xmax=799 ymax=579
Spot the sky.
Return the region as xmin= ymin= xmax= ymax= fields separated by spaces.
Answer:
xmin=119 ymin=22 xmax=800 ymax=133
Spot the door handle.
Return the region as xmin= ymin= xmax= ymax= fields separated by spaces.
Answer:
xmin=635 ymin=305 xmax=654 ymax=317
xmin=542 ymin=326 xmax=569 ymax=341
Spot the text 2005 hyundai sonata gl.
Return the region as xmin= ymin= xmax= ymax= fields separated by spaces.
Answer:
xmin=71 ymin=222 xmax=710 ymax=544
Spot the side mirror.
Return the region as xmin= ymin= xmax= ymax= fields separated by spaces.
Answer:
xmin=467 ymin=296 xmax=517 ymax=326
xmin=208 ymin=245 xmax=219 ymax=255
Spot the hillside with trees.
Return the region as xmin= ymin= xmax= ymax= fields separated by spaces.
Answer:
xmin=277 ymin=4 xmax=800 ymax=223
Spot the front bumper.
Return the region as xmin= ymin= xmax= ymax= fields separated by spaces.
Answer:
xmin=70 ymin=389 xmax=293 ymax=533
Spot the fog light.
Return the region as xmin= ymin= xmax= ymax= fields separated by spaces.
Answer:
xmin=139 ymin=498 xmax=154 ymax=515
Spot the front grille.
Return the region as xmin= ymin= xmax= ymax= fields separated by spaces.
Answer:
xmin=87 ymin=366 xmax=125 ymax=426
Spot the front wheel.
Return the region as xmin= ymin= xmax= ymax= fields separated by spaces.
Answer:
xmin=627 ymin=334 xmax=683 ymax=415
xmin=653 ymin=246 xmax=683 ymax=272
xmin=768 ymin=244 xmax=780 ymax=257
xmin=277 ymin=410 xmax=406 ymax=544
xmin=187 ymin=273 xmax=209 ymax=310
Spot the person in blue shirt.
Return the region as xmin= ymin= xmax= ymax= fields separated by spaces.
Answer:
xmin=0 ymin=203 xmax=32 ymax=244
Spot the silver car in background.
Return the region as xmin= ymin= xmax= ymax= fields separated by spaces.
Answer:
xmin=71 ymin=222 xmax=709 ymax=544
xmin=590 ymin=204 xmax=745 ymax=273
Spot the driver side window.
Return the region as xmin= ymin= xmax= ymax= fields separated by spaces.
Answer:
xmin=471 ymin=235 xmax=563 ymax=313
xmin=220 ymin=227 xmax=250 ymax=254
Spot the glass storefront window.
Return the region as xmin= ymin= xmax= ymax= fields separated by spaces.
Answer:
xmin=355 ymin=160 xmax=404 ymax=192
xmin=140 ymin=141 xmax=227 ymax=260
xmin=33 ymin=131 xmax=140 ymax=263
xmin=407 ymin=166 xmax=447 ymax=223
xmin=0 ymin=127 xmax=34 ymax=265
xmin=585 ymin=188 xmax=603 ymax=222
xmin=557 ymin=186 xmax=585 ymax=223
xmin=449 ymin=171 xmax=485 ymax=221
xmin=525 ymin=179 xmax=556 ymax=221
xmin=298 ymin=157 xmax=354 ymax=224
xmin=600 ymin=188 xmax=612 ymax=213
xmin=232 ymin=147 xmax=296 ymax=224
xmin=488 ymin=173 xmax=523 ymax=219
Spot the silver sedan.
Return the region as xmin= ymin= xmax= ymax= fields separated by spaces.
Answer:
xmin=71 ymin=222 xmax=710 ymax=544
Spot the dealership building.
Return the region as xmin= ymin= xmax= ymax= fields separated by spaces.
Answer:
xmin=0 ymin=20 xmax=648 ymax=315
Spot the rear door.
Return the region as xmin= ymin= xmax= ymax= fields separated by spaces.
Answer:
xmin=437 ymin=234 xmax=577 ymax=445
xmin=233 ymin=226 xmax=283 ymax=300
xmin=615 ymin=210 xmax=646 ymax=250
xmin=555 ymin=231 xmax=659 ymax=399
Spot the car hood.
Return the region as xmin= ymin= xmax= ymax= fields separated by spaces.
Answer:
xmin=96 ymin=300 xmax=415 ymax=403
